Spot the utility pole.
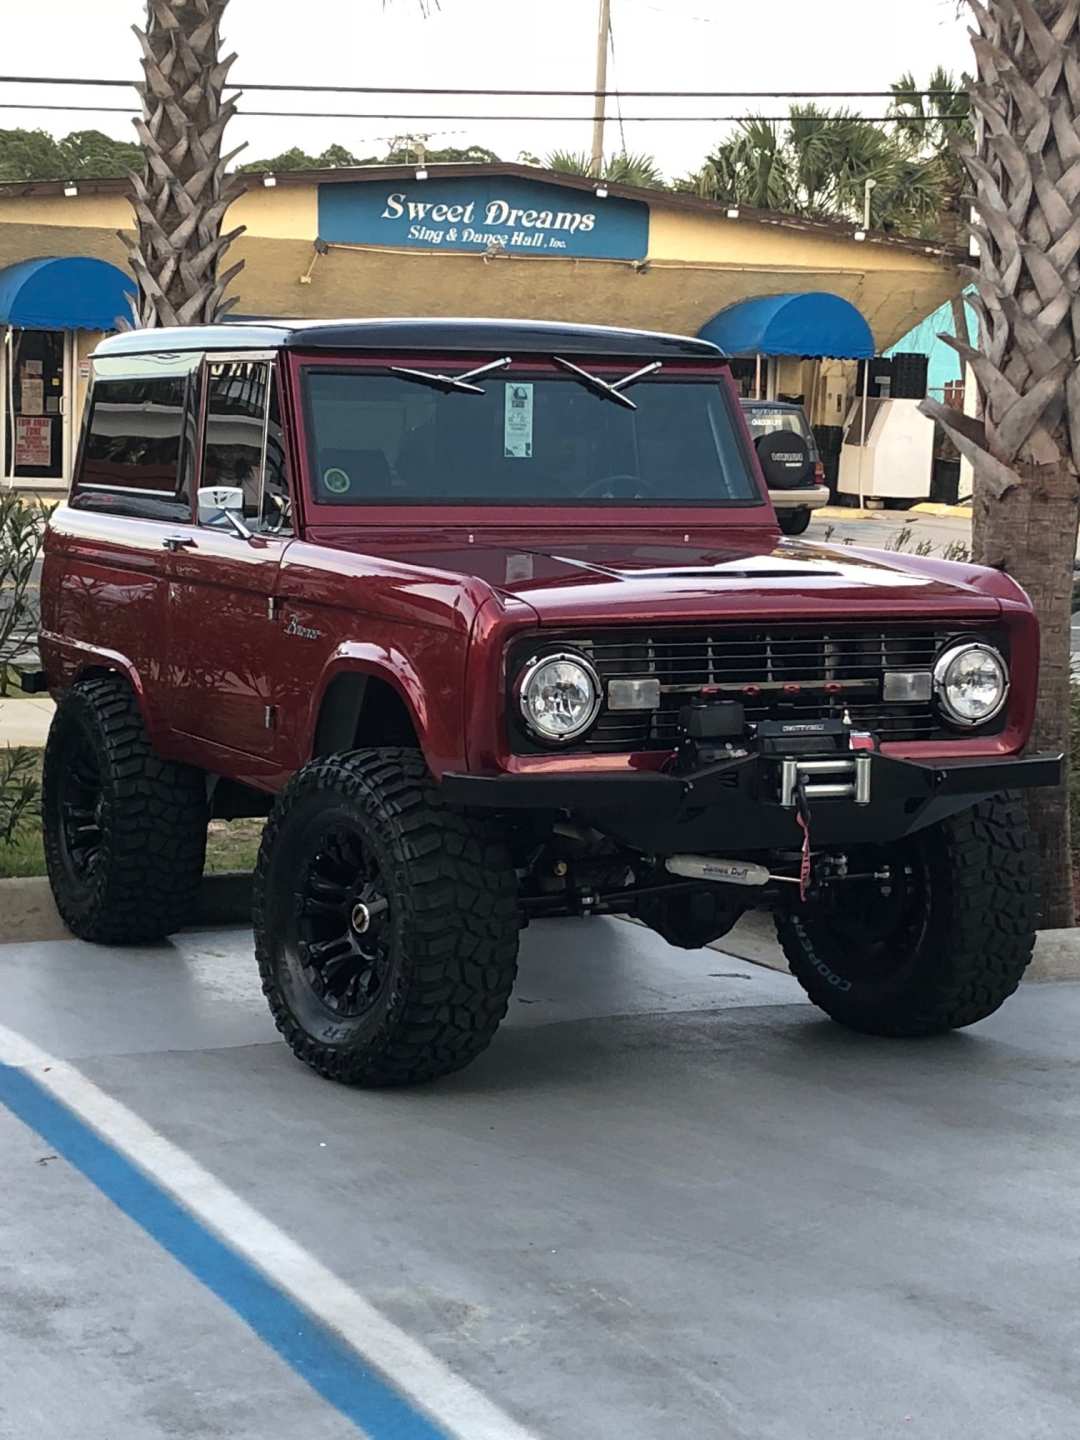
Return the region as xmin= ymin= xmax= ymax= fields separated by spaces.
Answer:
xmin=590 ymin=0 xmax=611 ymax=177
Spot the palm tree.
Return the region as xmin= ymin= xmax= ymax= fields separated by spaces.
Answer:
xmin=889 ymin=66 xmax=972 ymax=151
xmin=924 ymin=2 xmax=1080 ymax=925
xmin=680 ymin=119 xmax=795 ymax=211
xmin=546 ymin=149 xmax=666 ymax=190
xmin=888 ymin=68 xmax=973 ymax=242
xmin=126 ymin=0 xmax=435 ymax=328
xmin=124 ymin=0 xmax=247 ymax=327
xmin=681 ymin=109 xmax=949 ymax=237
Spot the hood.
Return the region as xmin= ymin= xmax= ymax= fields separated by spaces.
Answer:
xmin=492 ymin=541 xmax=1004 ymax=624
xmin=305 ymin=526 xmax=1004 ymax=626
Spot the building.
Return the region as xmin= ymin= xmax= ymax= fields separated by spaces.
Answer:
xmin=0 ymin=162 xmax=963 ymax=494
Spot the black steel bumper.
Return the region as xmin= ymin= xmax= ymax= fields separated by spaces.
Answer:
xmin=441 ymin=752 xmax=1062 ymax=852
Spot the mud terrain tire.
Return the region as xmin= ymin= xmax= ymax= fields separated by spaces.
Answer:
xmin=42 ymin=676 xmax=208 ymax=943
xmin=254 ymin=748 xmax=519 ymax=1086
xmin=776 ymin=795 xmax=1037 ymax=1036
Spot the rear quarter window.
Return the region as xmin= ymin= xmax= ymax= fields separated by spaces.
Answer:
xmin=73 ymin=372 xmax=195 ymax=522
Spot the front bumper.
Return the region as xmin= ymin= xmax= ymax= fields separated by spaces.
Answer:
xmin=768 ymin=484 xmax=831 ymax=512
xmin=441 ymin=751 xmax=1061 ymax=853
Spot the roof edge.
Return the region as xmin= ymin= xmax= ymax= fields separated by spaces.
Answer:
xmin=0 ymin=161 xmax=963 ymax=262
xmin=93 ymin=316 xmax=724 ymax=359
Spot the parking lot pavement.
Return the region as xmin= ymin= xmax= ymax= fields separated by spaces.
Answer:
xmin=807 ymin=508 xmax=973 ymax=553
xmin=3 ymin=919 xmax=1080 ymax=1440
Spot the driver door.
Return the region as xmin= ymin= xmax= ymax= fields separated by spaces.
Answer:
xmin=163 ymin=356 xmax=295 ymax=760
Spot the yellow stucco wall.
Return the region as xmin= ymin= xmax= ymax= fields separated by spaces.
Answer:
xmin=0 ymin=180 xmax=960 ymax=354
xmin=648 ymin=202 xmax=946 ymax=273
xmin=0 ymin=184 xmax=317 ymax=241
xmin=0 ymin=193 xmax=132 ymax=231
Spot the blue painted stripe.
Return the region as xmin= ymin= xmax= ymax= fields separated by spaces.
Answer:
xmin=0 ymin=1062 xmax=450 ymax=1440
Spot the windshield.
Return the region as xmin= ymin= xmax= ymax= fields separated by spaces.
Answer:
xmin=303 ymin=369 xmax=762 ymax=506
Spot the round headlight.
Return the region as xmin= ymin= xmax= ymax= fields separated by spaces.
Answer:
xmin=933 ymin=642 xmax=1009 ymax=727
xmin=518 ymin=652 xmax=601 ymax=744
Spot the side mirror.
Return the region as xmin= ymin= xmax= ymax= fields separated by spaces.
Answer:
xmin=197 ymin=485 xmax=245 ymax=526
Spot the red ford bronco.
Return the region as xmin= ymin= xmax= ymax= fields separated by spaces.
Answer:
xmin=32 ymin=318 xmax=1058 ymax=1086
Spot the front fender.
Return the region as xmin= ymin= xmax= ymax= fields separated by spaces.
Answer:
xmin=305 ymin=641 xmax=465 ymax=776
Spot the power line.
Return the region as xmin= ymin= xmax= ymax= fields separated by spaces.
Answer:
xmin=620 ymin=0 xmax=721 ymax=22
xmin=0 ymin=74 xmax=963 ymax=100
xmin=0 ymin=102 xmax=953 ymax=124
xmin=607 ymin=3 xmax=628 ymax=157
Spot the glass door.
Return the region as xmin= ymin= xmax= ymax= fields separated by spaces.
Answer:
xmin=3 ymin=329 xmax=66 ymax=483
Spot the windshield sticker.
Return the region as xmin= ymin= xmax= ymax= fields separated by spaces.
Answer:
xmin=504 ymin=384 xmax=534 ymax=459
xmin=323 ymin=467 xmax=351 ymax=495
xmin=505 ymin=552 xmax=534 ymax=583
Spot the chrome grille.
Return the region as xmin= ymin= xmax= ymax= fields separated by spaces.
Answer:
xmin=556 ymin=625 xmax=975 ymax=752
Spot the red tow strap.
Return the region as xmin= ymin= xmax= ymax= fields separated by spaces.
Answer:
xmin=795 ymin=779 xmax=812 ymax=903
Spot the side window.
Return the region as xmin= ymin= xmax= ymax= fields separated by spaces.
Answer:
xmin=73 ymin=373 xmax=193 ymax=521
xmin=262 ymin=372 xmax=292 ymax=534
xmin=202 ymin=360 xmax=293 ymax=534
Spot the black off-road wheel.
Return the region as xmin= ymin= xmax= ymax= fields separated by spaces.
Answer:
xmin=777 ymin=506 xmax=812 ymax=536
xmin=776 ymin=795 xmax=1037 ymax=1036
xmin=254 ymin=749 xmax=520 ymax=1087
xmin=42 ymin=676 xmax=208 ymax=944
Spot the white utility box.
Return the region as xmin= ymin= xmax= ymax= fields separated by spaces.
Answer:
xmin=837 ymin=398 xmax=935 ymax=503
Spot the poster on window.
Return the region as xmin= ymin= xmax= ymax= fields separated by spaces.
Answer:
xmin=503 ymin=383 xmax=533 ymax=458
xmin=15 ymin=416 xmax=52 ymax=468
xmin=20 ymin=378 xmax=44 ymax=415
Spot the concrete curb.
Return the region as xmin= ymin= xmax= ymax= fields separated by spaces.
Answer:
xmin=719 ymin=910 xmax=1080 ymax=984
xmin=1028 ymin=929 xmax=1080 ymax=982
xmin=911 ymin=501 xmax=973 ymax=519
xmin=0 ymin=871 xmax=253 ymax=945
xmin=4 ymin=875 xmax=1079 ymax=984
xmin=817 ymin=505 xmax=874 ymax=521
xmin=0 ymin=696 xmax=54 ymax=748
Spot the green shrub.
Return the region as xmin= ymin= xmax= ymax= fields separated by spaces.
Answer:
xmin=1 ymin=493 xmax=47 ymax=848
xmin=0 ymin=491 xmax=47 ymax=696
xmin=0 ymin=747 xmax=38 ymax=845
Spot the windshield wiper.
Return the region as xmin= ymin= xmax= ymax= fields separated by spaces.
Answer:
xmin=551 ymin=357 xmax=663 ymax=410
xmin=388 ymin=356 xmax=512 ymax=394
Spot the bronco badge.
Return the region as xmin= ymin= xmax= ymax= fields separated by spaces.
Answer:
xmin=284 ymin=616 xmax=323 ymax=641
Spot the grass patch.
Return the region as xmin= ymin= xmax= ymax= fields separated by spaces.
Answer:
xmin=0 ymin=750 xmax=263 ymax=879
xmin=205 ymin=818 xmax=263 ymax=874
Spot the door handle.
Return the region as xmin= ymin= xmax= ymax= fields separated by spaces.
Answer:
xmin=162 ymin=535 xmax=197 ymax=552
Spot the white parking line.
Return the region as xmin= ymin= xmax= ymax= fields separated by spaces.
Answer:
xmin=0 ymin=1021 xmax=538 ymax=1440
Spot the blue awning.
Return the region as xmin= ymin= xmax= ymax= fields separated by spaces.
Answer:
xmin=0 ymin=256 xmax=133 ymax=331
xmin=698 ymin=292 xmax=875 ymax=360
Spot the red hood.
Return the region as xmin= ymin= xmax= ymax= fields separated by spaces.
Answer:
xmin=304 ymin=526 xmax=1005 ymax=626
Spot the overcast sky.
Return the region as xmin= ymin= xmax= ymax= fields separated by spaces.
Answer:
xmin=2 ymin=0 xmax=974 ymax=178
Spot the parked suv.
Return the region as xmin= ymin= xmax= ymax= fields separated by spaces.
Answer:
xmin=740 ymin=399 xmax=830 ymax=535
xmin=32 ymin=319 xmax=1057 ymax=1087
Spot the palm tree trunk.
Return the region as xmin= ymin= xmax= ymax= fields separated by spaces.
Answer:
xmin=924 ymin=0 xmax=1080 ymax=927
xmin=974 ymin=466 xmax=1078 ymax=923
xmin=122 ymin=0 xmax=247 ymax=327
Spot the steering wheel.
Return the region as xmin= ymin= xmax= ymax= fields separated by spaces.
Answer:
xmin=578 ymin=472 xmax=657 ymax=500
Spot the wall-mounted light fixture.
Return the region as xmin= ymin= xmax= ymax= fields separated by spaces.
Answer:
xmin=63 ymin=182 xmax=78 ymax=198
xmin=415 ymin=166 xmax=428 ymax=181
xmin=263 ymin=173 xmax=277 ymax=188
xmin=726 ymin=207 xmax=740 ymax=220
xmin=595 ymin=183 xmax=609 ymax=199
xmin=854 ymin=230 xmax=867 ymax=243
